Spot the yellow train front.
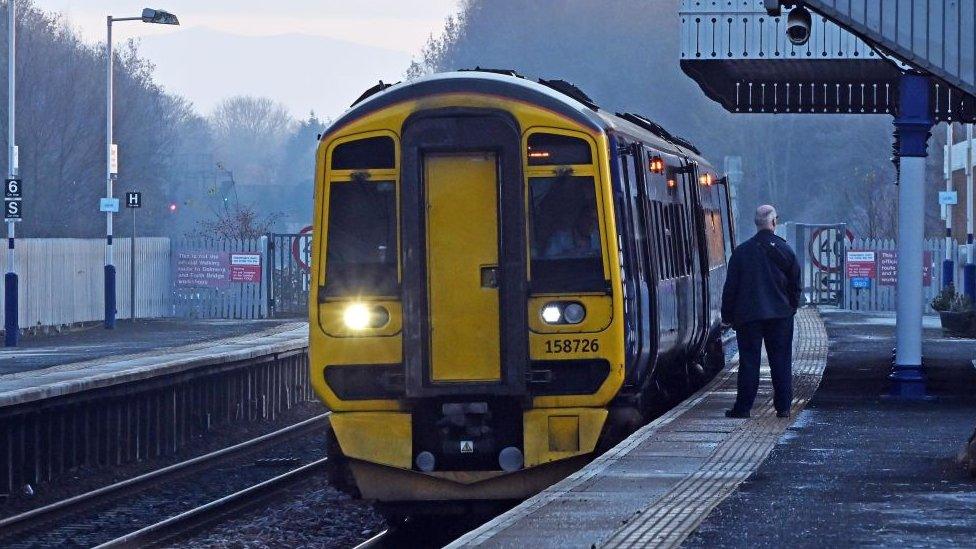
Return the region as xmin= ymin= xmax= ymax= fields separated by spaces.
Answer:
xmin=310 ymin=70 xmax=731 ymax=509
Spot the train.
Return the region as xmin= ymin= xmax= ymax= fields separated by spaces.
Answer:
xmin=309 ymin=69 xmax=736 ymax=513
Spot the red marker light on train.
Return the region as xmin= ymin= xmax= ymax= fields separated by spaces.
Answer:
xmin=649 ymin=156 xmax=665 ymax=174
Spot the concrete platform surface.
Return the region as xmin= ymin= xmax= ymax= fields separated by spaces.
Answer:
xmin=0 ymin=318 xmax=297 ymax=375
xmin=0 ymin=321 xmax=308 ymax=407
xmin=685 ymin=309 xmax=976 ymax=548
xmin=449 ymin=309 xmax=827 ymax=548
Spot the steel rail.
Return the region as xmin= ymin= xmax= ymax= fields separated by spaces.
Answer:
xmin=94 ymin=456 xmax=330 ymax=548
xmin=352 ymin=528 xmax=393 ymax=549
xmin=0 ymin=411 xmax=331 ymax=539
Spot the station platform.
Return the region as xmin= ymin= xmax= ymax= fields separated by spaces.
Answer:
xmin=450 ymin=308 xmax=976 ymax=547
xmin=0 ymin=318 xmax=295 ymax=375
xmin=0 ymin=320 xmax=307 ymax=407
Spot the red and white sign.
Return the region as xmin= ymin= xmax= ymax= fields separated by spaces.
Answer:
xmin=292 ymin=225 xmax=313 ymax=273
xmin=846 ymin=250 xmax=876 ymax=278
xmin=175 ymin=250 xmax=263 ymax=287
xmin=175 ymin=251 xmax=228 ymax=288
xmin=878 ymin=250 xmax=932 ymax=287
xmin=230 ymin=253 xmax=262 ymax=283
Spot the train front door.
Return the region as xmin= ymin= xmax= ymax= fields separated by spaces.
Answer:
xmin=424 ymin=153 xmax=501 ymax=382
xmin=399 ymin=112 xmax=528 ymax=398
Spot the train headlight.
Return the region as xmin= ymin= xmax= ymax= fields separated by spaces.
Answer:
xmin=541 ymin=304 xmax=562 ymax=324
xmin=563 ymin=303 xmax=586 ymax=324
xmin=343 ymin=303 xmax=389 ymax=330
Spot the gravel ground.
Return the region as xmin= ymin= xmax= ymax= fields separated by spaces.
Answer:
xmin=0 ymin=402 xmax=327 ymax=519
xmin=177 ymin=475 xmax=386 ymax=549
xmin=1 ymin=403 xmax=333 ymax=548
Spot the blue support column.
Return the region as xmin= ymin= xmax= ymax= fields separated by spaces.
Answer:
xmin=943 ymin=260 xmax=955 ymax=288
xmin=890 ymin=73 xmax=932 ymax=399
xmin=104 ymin=263 xmax=116 ymax=329
xmin=965 ymin=262 xmax=976 ymax=302
xmin=4 ymin=271 xmax=17 ymax=347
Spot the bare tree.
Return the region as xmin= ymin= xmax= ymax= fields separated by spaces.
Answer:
xmin=843 ymin=167 xmax=898 ymax=239
xmin=209 ymin=96 xmax=294 ymax=187
xmin=193 ymin=203 xmax=280 ymax=239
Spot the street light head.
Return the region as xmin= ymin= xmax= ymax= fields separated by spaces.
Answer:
xmin=141 ymin=8 xmax=179 ymax=25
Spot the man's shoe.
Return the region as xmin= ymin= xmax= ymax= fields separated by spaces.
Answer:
xmin=724 ymin=409 xmax=750 ymax=419
xmin=776 ymin=410 xmax=790 ymax=418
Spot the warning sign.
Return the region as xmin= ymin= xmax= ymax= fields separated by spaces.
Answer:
xmin=174 ymin=251 xmax=264 ymax=287
xmin=845 ymin=250 xmax=876 ymax=279
xmin=229 ymin=253 xmax=262 ymax=283
xmin=878 ymin=250 xmax=933 ymax=287
xmin=460 ymin=441 xmax=474 ymax=454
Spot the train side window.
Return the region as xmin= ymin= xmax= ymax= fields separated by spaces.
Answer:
xmin=323 ymin=180 xmax=398 ymax=296
xmin=661 ymin=203 xmax=675 ymax=279
xmin=331 ymin=136 xmax=396 ymax=170
xmin=707 ymin=210 xmax=726 ymax=268
xmin=718 ymin=188 xmax=735 ymax=257
xmin=650 ymin=200 xmax=665 ymax=279
xmin=527 ymin=133 xmax=593 ymax=166
xmin=671 ymin=205 xmax=687 ymax=277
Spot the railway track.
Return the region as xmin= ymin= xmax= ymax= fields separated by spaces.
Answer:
xmin=0 ymin=412 xmax=331 ymax=547
xmin=95 ymin=457 xmax=329 ymax=548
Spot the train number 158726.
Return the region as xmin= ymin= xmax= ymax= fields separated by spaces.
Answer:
xmin=544 ymin=338 xmax=600 ymax=354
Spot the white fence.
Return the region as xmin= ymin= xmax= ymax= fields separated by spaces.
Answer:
xmin=844 ymin=237 xmax=959 ymax=312
xmin=0 ymin=238 xmax=171 ymax=330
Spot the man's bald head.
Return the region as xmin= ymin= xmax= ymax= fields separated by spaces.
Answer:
xmin=755 ymin=205 xmax=777 ymax=230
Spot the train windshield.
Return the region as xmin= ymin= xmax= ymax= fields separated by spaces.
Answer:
xmin=324 ymin=180 xmax=398 ymax=296
xmin=529 ymin=174 xmax=605 ymax=292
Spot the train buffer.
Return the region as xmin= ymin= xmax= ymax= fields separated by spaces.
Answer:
xmin=448 ymin=308 xmax=976 ymax=548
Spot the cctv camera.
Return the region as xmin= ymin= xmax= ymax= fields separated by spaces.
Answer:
xmin=786 ymin=6 xmax=813 ymax=46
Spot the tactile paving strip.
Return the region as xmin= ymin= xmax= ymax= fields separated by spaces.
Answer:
xmin=448 ymin=309 xmax=827 ymax=548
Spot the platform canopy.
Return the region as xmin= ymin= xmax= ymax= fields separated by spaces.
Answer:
xmin=680 ymin=0 xmax=976 ymax=121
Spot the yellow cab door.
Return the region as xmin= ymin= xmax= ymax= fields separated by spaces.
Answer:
xmin=424 ymin=153 xmax=501 ymax=382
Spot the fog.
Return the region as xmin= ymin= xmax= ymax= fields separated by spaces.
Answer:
xmin=3 ymin=0 xmax=950 ymax=240
xmin=411 ymin=0 xmax=949 ymax=240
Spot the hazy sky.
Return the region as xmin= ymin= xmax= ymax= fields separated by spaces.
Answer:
xmin=32 ymin=1 xmax=460 ymax=118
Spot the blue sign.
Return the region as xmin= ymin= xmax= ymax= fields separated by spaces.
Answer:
xmin=99 ymin=197 xmax=120 ymax=213
xmin=851 ymin=277 xmax=871 ymax=289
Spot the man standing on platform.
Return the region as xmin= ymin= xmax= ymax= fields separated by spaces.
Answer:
xmin=721 ymin=204 xmax=801 ymax=419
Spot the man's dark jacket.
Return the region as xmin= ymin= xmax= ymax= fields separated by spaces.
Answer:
xmin=721 ymin=229 xmax=802 ymax=326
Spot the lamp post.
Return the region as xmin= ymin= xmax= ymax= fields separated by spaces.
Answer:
xmin=4 ymin=0 xmax=16 ymax=347
xmin=104 ymin=8 xmax=179 ymax=329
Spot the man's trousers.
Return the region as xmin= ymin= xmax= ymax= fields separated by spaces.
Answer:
xmin=731 ymin=316 xmax=795 ymax=414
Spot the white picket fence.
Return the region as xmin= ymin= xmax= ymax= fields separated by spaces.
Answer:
xmin=845 ymin=237 xmax=960 ymax=312
xmin=0 ymin=238 xmax=171 ymax=330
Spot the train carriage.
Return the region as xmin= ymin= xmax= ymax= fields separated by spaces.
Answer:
xmin=310 ymin=70 xmax=735 ymax=508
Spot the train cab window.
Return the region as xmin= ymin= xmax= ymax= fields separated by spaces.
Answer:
xmin=323 ymin=180 xmax=398 ymax=296
xmin=331 ymin=136 xmax=396 ymax=170
xmin=527 ymin=133 xmax=593 ymax=166
xmin=529 ymin=174 xmax=604 ymax=292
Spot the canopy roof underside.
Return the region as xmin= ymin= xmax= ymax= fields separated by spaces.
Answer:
xmin=680 ymin=0 xmax=976 ymax=122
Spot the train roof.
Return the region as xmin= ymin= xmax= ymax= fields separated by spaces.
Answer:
xmin=327 ymin=70 xmax=713 ymax=169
